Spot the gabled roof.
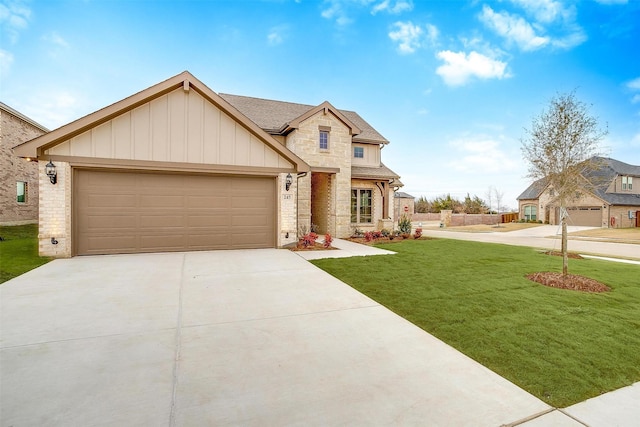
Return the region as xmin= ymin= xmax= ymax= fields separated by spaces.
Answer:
xmin=517 ymin=178 xmax=548 ymax=200
xmin=588 ymin=157 xmax=640 ymax=206
xmin=0 ymin=102 xmax=49 ymax=133
xmin=219 ymin=93 xmax=389 ymax=144
xmin=395 ymin=191 xmax=414 ymax=199
xmin=518 ymin=157 xmax=640 ymax=206
xmin=13 ymin=71 xmax=309 ymax=172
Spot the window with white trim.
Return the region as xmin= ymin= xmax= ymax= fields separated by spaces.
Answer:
xmin=351 ymin=189 xmax=372 ymax=223
xmin=622 ymin=176 xmax=633 ymax=191
xmin=17 ymin=181 xmax=27 ymax=203
xmin=354 ymin=147 xmax=364 ymax=158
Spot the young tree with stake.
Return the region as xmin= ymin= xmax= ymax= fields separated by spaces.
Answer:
xmin=521 ymin=91 xmax=607 ymax=278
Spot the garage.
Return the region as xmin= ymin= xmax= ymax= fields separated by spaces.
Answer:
xmin=566 ymin=207 xmax=602 ymax=227
xmin=75 ymin=169 xmax=275 ymax=255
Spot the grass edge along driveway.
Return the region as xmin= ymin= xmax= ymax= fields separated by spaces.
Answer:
xmin=311 ymin=238 xmax=640 ymax=408
xmin=0 ymin=224 xmax=51 ymax=284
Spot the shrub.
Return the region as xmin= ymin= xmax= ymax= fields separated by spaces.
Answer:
xmin=372 ymin=231 xmax=382 ymax=239
xmin=413 ymin=228 xmax=423 ymax=239
xmin=398 ymin=214 xmax=412 ymax=234
xmin=380 ymin=228 xmax=390 ymax=237
xmin=364 ymin=231 xmax=374 ymax=242
xmin=299 ymin=232 xmax=318 ymax=247
xmin=351 ymin=227 xmax=364 ymax=238
xmin=323 ymin=233 xmax=333 ymax=248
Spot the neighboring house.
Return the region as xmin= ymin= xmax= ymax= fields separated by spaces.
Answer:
xmin=393 ymin=191 xmax=414 ymax=218
xmin=14 ymin=71 xmax=402 ymax=257
xmin=0 ymin=102 xmax=49 ymax=224
xmin=517 ymin=157 xmax=640 ymax=228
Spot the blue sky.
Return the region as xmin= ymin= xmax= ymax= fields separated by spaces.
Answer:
xmin=1 ymin=0 xmax=639 ymax=209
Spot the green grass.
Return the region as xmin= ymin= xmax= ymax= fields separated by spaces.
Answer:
xmin=311 ymin=239 xmax=640 ymax=407
xmin=0 ymin=224 xmax=51 ymax=284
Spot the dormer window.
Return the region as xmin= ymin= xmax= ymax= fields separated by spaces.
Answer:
xmin=622 ymin=176 xmax=633 ymax=191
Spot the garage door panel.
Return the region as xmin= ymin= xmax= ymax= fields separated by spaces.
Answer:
xmin=87 ymin=215 xmax=138 ymax=229
xmin=75 ymin=170 xmax=275 ymax=255
xmin=187 ymin=195 xmax=230 ymax=208
xmin=139 ymin=215 xmax=186 ymax=228
xmin=88 ymin=194 xmax=137 ymax=208
xmin=139 ymin=195 xmax=185 ymax=208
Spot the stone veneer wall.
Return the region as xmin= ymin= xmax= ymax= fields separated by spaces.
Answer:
xmin=0 ymin=109 xmax=45 ymax=224
xmin=38 ymin=160 xmax=72 ymax=257
xmin=286 ymin=111 xmax=352 ymax=238
xmin=279 ymin=172 xmax=298 ymax=246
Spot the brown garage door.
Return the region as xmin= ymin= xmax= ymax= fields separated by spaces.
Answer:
xmin=75 ymin=169 xmax=275 ymax=255
xmin=566 ymin=207 xmax=601 ymax=227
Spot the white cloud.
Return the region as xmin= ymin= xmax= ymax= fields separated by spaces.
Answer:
xmin=0 ymin=48 xmax=14 ymax=77
xmin=321 ymin=0 xmax=357 ymax=26
xmin=0 ymin=0 xmax=31 ymax=43
xmin=627 ymin=77 xmax=640 ymax=90
xmin=479 ymin=5 xmax=549 ymax=51
xmin=372 ymin=0 xmax=413 ymax=15
xmin=389 ymin=21 xmax=423 ymax=54
xmin=267 ymin=25 xmax=288 ymax=46
xmin=482 ymin=1 xmax=586 ymax=51
xmin=509 ymin=0 xmax=566 ymax=24
xmin=322 ymin=0 xmax=412 ymax=26
xmin=435 ymin=50 xmax=509 ymax=86
xmin=43 ymin=31 xmax=69 ymax=49
xmin=425 ymin=23 xmax=439 ymax=46
xmin=593 ymin=0 xmax=628 ymax=4
xmin=447 ymin=136 xmax=519 ymax=174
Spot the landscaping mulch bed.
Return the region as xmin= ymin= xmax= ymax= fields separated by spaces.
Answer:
xmin=526 ymin=272 xmax=611 ymax=293
xmin=346 ymin=236 xmax=429 ymax=245
xmin=290 ymin=242 xmax=337 ymax=251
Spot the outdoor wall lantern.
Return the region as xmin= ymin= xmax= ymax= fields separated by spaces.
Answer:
xmin=285 ymin=173 xmax=293 ymax=191
xmin=45 ymin=160 xmax=57 ymax=184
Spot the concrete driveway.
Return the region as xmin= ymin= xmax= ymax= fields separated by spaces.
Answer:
xmin=1 ymin=249 xmax=556 ymax=426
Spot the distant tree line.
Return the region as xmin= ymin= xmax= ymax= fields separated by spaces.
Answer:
xmin=414 ymin=187 xmax=506 ymax=214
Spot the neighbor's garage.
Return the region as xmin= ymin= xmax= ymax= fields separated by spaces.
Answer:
xmin=566 ymin=207 xmax=602 ymax=227
xmin=74 ymin=169 xmax=275 ymax=255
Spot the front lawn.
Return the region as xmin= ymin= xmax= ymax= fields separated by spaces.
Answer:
xmin=311 ymin=239 xmax=640 ymax=407
xmin=0 ymin=224 xmax=51 ymax=284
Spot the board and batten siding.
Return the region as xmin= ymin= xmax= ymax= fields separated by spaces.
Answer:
xmin=45 ymin=88 xmax=292 ymax=169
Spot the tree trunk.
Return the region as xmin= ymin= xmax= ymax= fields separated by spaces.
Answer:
xmin=561 ymin=209 xmax=568 ymax=278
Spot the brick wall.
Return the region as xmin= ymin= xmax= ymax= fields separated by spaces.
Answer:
xmin=0 ymin=109 xmax=45 ymax=224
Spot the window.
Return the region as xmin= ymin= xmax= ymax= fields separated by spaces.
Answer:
xmin=622 ymin=176 xmax=633 ymax=191
xmin=351 ymin=189 xmax=372 ymax=223
xmin=319 ymin=130 xmax=329 ymax=150
xmin=16 ymin=181 xmax=27 ymax=203
xmin=354 ymin=147 xmax=364 ymax=158
xmin=523 ymin=205 xmax=537 ymax=221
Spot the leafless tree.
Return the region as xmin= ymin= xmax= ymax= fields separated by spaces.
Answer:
xmin=521 ymin=91 xmax=607 ymax=277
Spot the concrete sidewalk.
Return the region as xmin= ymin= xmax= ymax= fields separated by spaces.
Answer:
xmin=421 ymin=225 xmax=640 ymax=260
